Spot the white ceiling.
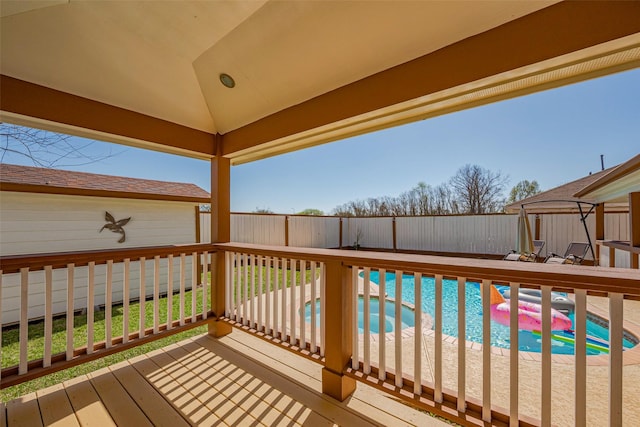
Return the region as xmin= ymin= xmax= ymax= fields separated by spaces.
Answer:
xmin=0 ymin=0 xmax=557 ymax=134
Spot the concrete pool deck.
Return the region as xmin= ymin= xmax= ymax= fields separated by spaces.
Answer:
xmin=245 ymin=274 xmax=640 ymax=425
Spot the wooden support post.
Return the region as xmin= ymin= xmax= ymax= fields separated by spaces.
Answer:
xmin=534 ymin=215 xmax=541 ymax=240
xmin=322 ymin=260 xmax=356 ymax=401
xmin=338 ymin=218 xmax=343 ymax=249
xmin=209 ymin=140 xmax=233 ymax=337
xmin=630 ymin=192 xmax=640 ymax=269
xmin=595 ymin=203 xmax=604 ymax=265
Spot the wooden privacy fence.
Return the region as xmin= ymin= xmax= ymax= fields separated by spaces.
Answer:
xmin=199 ymin=212 xmax=630 ymax=259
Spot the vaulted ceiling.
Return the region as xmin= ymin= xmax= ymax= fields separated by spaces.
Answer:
xmin=1 ymin=1 xmax=639 ymax=164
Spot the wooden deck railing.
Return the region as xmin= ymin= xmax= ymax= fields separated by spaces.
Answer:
xmin=213 ymin=243 xmax=640 ymax=427
xmin=2 ymin=242 xmax=640 ymax=425
xmin=0 ymin=244 xmax=214 ymax=387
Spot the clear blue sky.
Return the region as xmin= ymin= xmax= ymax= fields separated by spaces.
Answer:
xmin=4 ymin=68 xmax=640 ymax=214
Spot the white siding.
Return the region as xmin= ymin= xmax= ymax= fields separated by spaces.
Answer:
xmin=1 ymin=191 xmax=199 ymax=324
xmin=1 ymin=257 xmax=196 ymax=324
xmin=288 ymin=216 xmax=340 ymax=248
xmin=1 ymin=192 xmax=198 ymax=256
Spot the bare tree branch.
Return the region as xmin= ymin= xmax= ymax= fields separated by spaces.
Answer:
xmin=0 ymin=123 xmax=121 ymax=168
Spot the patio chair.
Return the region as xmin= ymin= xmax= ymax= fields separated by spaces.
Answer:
xmin=503 ymin=240 xmax=545 ymax=262
xmin=544 ymin=242 xmax=590 ymax=265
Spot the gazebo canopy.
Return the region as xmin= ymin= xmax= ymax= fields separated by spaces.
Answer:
xmin=1 ymin=1 xmax=639 ymax=164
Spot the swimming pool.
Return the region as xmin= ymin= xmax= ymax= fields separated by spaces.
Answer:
xmin=369 ymin=271 xmax=637 ymax=355
xmin=304 ymin=296 xmax=415 ymax=334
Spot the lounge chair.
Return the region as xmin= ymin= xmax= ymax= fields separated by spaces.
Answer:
xmin=544 ymin=242 xmax=590 ymax=265
xmin=503 ymin=240 xmax=545 ymax=262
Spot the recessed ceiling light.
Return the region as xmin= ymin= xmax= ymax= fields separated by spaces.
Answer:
xmin=219 ymin=73 xmax=235 ymax=88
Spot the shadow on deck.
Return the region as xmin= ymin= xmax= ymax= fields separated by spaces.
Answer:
xmin=1 ymin=332 xmax=450 ymax=426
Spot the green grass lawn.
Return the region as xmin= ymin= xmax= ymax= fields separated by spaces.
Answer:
xmin=1 ymin=265 xmax=319 ymax=401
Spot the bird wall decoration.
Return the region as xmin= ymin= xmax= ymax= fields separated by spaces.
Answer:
xmin=99 ymin=211 xmax=131 ymax=243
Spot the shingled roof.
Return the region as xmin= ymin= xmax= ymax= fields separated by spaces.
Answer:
xmin=504 ymin=165 xmax=622 ymax=213
xmin=0 ymin=164 xmax=210 ymax=203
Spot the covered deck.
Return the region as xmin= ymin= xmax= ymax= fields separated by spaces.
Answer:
xmin=2 ymin=2 xmax=640 ymax=426
xmin=3 ymin=332 xmax=445 ymax=427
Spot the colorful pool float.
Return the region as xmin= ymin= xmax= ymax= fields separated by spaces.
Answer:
xmin=489 ymin=285 xmax=572 ymax=331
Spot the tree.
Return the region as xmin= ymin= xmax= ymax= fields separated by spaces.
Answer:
xmin=449 ymin=164 xmax=508 ymax=214
xmin=297 ymin=208 xmax=324 ymax=216
xmin=253 ymin=207 xmax=274 ymax=214
xmin=1 ymin=123 xmax=118 ymax=168
xmin=507 ymin=180 xmax=541 ymax=204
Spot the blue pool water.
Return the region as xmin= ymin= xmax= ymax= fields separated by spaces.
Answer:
xmin=369 ymin=271 xmax=636 ymax=355
xmin=305 ymin=296 xmax=415 ymax=334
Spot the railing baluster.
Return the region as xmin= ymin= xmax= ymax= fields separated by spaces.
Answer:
xmin=43 ymin=266 xmax=53 ymax=368
xmin=378 ymin=269 xmax=386 ymax=381
xmin=290 ymin=259 xmax=297 ymax=345
xmin=413 ymin=272 xmax=422 ymax=395
xmin=105 ymin=260 xmax=113 ymax=349
xmin=481 ymin=279 xmax=491 ymax=422
xmin=19 ymin=268 xmax=29 ymax=375
xmin=154 ymin=256 xmax=160 ymax=334
xmin=434 ymin=274 xmax=443 ymax=403
xmin=265 ymin=256 xmax=272 ymax=335
xmin=281 ymin=259 xmax=287 ymax=340
xmin=574 ymin=289 xmax=587 ymax=427
xmin=609 ymin=292 xmax=624 ymax=427
xmin=320 ymin=262 xmax=326 ymax=357
xmin=273 ymin=257 xmax=279 ymax=337
xmin=87 ymin=262 xmax=95 ymax=354
xmin=19 ymin=268 xmax=28 ymax=375
xmin=457 ymin=277 xmax=466 ymax=413
xmin=235 ymin=252 xmax=241 ymax=323
xmin=139 ymin=257 xmax=146 ymax=338
xmin=224 ymin=251 xmax=231 ymax=318
xmin=299 ymin=260 xmax=306 ymax=349
xmin=310 ymin=261 xmax=317 ymax=353
xmin=541 ymin=285 xmax=552 ymax=427
xmin=509 ymin=282 xmax=519 ymax=426
xmin=250 ymin=254 xmax=255 ymax=328
xmin=0 ymin=271 xmax=2 ymax=383
xmin=202 ymin=251 xmax=208 ymax=319
xmin=394 ymin=270 xmax=403 ymax=388
xmin=179 ymin=254 xmax=185 ymax=326
xmin=191 ymin=252 xmax=197 ymax=324
xmin=243 ymin=253 xmax=249 ymax=326
xmin=66 ymin=264 xmax=75 ymax=360
xmin=123 ymin=259 xmax=130 ymax=344
xmin=352 ymin=266 xmax=359 ymax=370
xmin=257 ymin=255 xmax=263 ymax=332
xmin=167 ymin=254 xmax=174 ymax=330
xmin=363 ymin=267 xmax=371 ymax=374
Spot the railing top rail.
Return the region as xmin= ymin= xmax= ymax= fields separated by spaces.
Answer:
xmin=599 ymin=240 xmax=640 ymax=255
xmin=0 ymin=243 xmax=215 ymax=274
xmin=213 ymin=243 xmax=640 ymax=296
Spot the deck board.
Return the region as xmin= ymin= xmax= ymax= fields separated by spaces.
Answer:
xmin=4 ymin=332 xmax=450 ymax=427
xmin=1 ymin=402 xmax=6 ymax=427
xmin=87 ymin=368 xmax=153 ymax=427
xmin=35 ymin=383 xmax=79 ymax=427
xmin=108 ymin=362 xmax=190 ymax=427
xmin=6 ymin=392 xmax=43 ymax=427
xmin=63 ymin=376 xmax=116 ymax=427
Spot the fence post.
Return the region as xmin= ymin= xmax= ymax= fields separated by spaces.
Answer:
xmin=209 ymin=147 xmax=232 ymax=337
xmin=630 ymin=192 xmax=640 ymax=269
xmin=322 ymin=260 xmax=356 ymax=400
xmin=392 ymin=217 xmax=397 ymax=252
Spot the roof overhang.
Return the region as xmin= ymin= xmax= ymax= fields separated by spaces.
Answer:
xmin=1 ymin=1 xmax=639 ymax=164
xmin=575 ymin=154 xmax=640 ymax=203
